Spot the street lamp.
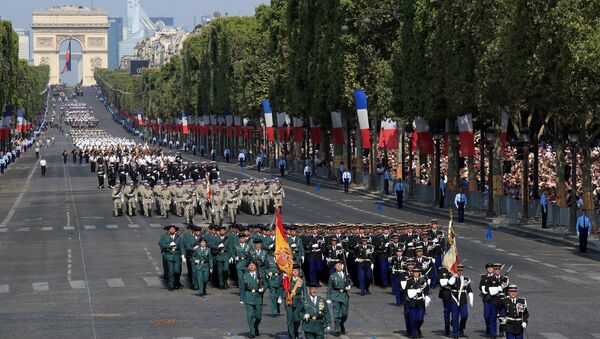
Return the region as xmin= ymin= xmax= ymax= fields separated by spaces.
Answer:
xmin=520 ymin=127 xmax=530 ymax=219
xmin=485 ymin=126 xmax=496 ymax=217
xmin=568 ymin=128 xmax=579 ymax=228
xmin=433 ymin=132 xmax=442 ymax=206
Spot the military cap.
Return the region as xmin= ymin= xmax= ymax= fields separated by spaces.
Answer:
xmin=485 ymin=263 xmax=494 ymax=268
xmin=405 ymin=258 xmax=416 ymax=265
xmin=186 ymin=224 xmax=194 ymax=229
xmin=457 ymin=263 xmax=465 ymax=269
xmin=193 ymin=225 xmax=203 ymax=232
xmin=307 ymin=282 xmax=321 ymax=288
xmin=415 ymin=245 xmax=424 ymax=251
xmin=507 ymin=284 xmax=518 ymax=291
xmin=293 ymin=263 xmax=301 ymax=269
xmin=329 ymin=237 xmax=338 ymax=242
xmin=238 ymin=233 xmax=247 ymax=238
xmin=493 ymin=263 xmax=502 ymax=269
xmin=395 ymin=247 xmax=404 ymax=252
xmin=412 ymin=267 xmax=422 ymax=273
xmin=360 ymin=235 xmax=369 ymax=240
xmin=430 ymin=219 xmax=438 ymax=224
xmin=253 ymin=238 xmax=263 ymax=244
xmin=286 ymin=224 xmax=297 ymax=230
xmin=164 ymin=225 xmax=179 ymax=231
xmin=391 ymin=234 xmax=399 ymax=239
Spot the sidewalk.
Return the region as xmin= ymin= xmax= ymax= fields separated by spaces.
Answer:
xmin=250 ymin=164 xmax=600 ymax=253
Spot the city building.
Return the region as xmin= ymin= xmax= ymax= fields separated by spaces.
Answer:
xmin=15 ymin=29 xmax=31 ymax=62
xmin=119 ymin=0 xmax=156 ymax=63
xmin=108 ymin=16 xmax=123 ymax=69
xmin=123 ymin=27 xmax=188 ymax=69
xmin=150 ymin=17 xmax=174 ymax=27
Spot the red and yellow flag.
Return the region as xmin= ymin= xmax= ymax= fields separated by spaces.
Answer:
xmin=274 ymin=207 xmax=293 ymax=292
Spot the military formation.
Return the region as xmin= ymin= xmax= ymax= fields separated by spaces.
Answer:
xmin=158 ymin=220 xmax=529 ymax=339
xmin=62 ymin=101 xmax=99 ymax=128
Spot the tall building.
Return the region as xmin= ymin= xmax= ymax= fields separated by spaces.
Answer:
xmin=150 ymin=17 xmax=174 ymax=27
xmin=119 ymin=0 xmax=155 ymax=63
xmin=108 ymin=17 xmax=123 ymax=69
xmin=15 ymin=29 xmax=31 ymax=62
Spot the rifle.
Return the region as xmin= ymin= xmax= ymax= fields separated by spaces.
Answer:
xmin=340 ymin=247 xmax=352 ymax=287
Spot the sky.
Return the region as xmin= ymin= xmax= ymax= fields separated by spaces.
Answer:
xmin=2 ymin=0 xmax=270 ymax=30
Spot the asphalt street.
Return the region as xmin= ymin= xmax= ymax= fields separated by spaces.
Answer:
xmin=0 ymin=88 xmax=599 ymax=339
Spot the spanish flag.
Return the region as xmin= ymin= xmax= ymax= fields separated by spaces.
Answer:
xmin=274 ymin=207 xmax=293 ymax=292
xmin=443 ymin=218 xmax=459 ymax=274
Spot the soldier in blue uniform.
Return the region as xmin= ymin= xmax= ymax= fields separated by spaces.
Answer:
xmin=389 ymin=246 xmax=405 ymax=306
xmin=405 ymin=267 xmax=431 ymax=339
xmin=400 ymin=259 xmax=416 ymax=336
xmin=498 ymin=284 xmax=529 ymax=339
xmin=448 ymin=264 xmax=473 ymax=339
xmin=354 ymin=236 xmax=374 ymax=296
xmin=303 ymin=227 xmax=325 ymax=284
xmin=454 ymin=189 xmax=467 ymax=222
xmin=437 ymin=266 xmax=453 ymax=336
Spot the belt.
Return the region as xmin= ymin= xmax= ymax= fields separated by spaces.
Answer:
xmin=338 ymin=289 xmax=346 ymax=293
xmin=273 ymin=273 xmax=280 ymax=276
xmin=247 ymin=289 xmax=259 ymax=293
xmin=309 ymin=316 xmax=324 ymax=321
xmin=505 ymin=317 xmax=522 ymax=321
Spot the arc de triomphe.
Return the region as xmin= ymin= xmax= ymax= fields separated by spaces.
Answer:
xmin=32 ymin=6 xmax=108 ymax=86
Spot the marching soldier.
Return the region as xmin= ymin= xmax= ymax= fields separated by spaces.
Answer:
xmin=390 ymin=246 xmax=405 ymax=306
xmin=480 ymin=263 xmax=508 ymax=338
xmin=214 ymin=243 xmax=230 ymax=289
xmin=428 ymin=219 xmax=445 ymax=288
xmin=448 ymin=264 xmax=473 ymax=339
xmin=303 ymin=227 xmax=325 ymax=284
xmin=285 ymin=264 xmax=305 ymax=339
xmin=158 ymin=225 xmax=183 ymax=291
xmin=232 ymin=234 xmax=252 ymax=302
xmin=323 ymin=237 xmax=345 ymax=275
xmin=124 ymin=182 xmax=137 ymax=216
xmin=180 ymin=225 xmax=199 ymax=284
xmin=405 ymin=267 xmax=431 ymax=339
xmin=303 ymin=282 xmax=331 ymax=339
xmin=272 ymin=180 xmax=285 ymax=208
xmin=266 ymin=244 xmax=284 ymax=316
xmin=327 ymin=262 xmax=352 ymax=337
xmin=414 ymin=245 xmax=434 ymax=285
xmin=226 ymin=186 xmax=239 ymax=223
xmin=242 ymin=261 xmax=265 ymax=338
xmin=400 ymin=259 xmax=417 ymax=336
xmin=286 ymin=225 xmax=305 ymax=264
xmin=354 ymin=235 xmax=374 ymax=296
xmin=97 ymin=163 xmax=105 ymax=189
xmin=438 ymin=266 xmax=453 ymax=336
xmin=141 ymin=182 xmax=154 ymax=217
xmin=112 ymin=184 xmax=123 ymax=216
xmin=183 ymin=187 xmax=195 ymax=224
xmin=191 ymin=238 xmax=213 ymax=296
xmin=374 ymin=228 xmax=392 ymax=288
xmin=211 ymin=188 xmax=225 ymax=225
xmin=250 ymin=238 xmax=268 ymax=277
xmin=498 ymin=284 xmax=529 ymax=339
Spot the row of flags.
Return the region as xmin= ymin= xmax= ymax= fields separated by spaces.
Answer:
xmin=0 ymin=107 xmax=33 ymax=139
xmin=118 ymin=90 xmax=510 ymax=153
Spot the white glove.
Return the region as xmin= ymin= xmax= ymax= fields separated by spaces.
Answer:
xmin=425 ymin=296 xmax=431 ymax=307
xmin=522 ymin=322 xmax=527 ymax=329
xmin=229 ymin=257 xmax=234 ymax=264
xmin=301 ymin=256 xmax=305 ymax=263
xmin=468 ymin=292 xmax=474 ymax=307
xmin=345 ymin=286 xmax=351 ymax=291
xmin=431 ymin=258 xmax=436 ymax=263
xmin=480 ymin=286 xmax=487 ymax=294
xmin=303 ymin=314 xmax=310 ymax=320
xmin=258 ymin=288 xmax=264 ymax=293
xmin=427 ymin=279 xmax=431 ymax=286
xmin=407 ymin=289 xmax=417 ymax=298
xmin=326 ymin=326 xmax=331 ymax=331
xmin=210 ymin=269 xmax=213 ymax=274
xmin=235 ymin=256 xmax=239 ymax=261
xmin=439 ymin=278 xmax=448 ymax=287
xmin=277 ymin=297 xmax=282 ymax=304
xmin=370 ymin=264 xmax=374 ymax=271
xmin=448 ymin=276 xmax=456 ymax=285
xmin=169 ymin=241 xmax=176 ymax=247
xmin=326 ymin=299 xmax=332 ymax=304
xmin=401 ymin=281 xmax=407 ymax=289
xmin=181 ymin=255 xmax=186 ymax=263
xmin=312 ymin=243 xmax=319 ymax=248
xmin=489 ymin=286 xmax=499 ymax=296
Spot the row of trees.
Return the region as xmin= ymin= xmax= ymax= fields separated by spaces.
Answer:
xmin=96 ymin=0 xmax=599 ymax=212
xmin=1 ymin=20 xmax=50 ymax=122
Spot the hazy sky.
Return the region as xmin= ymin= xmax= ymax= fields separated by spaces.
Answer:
xmin=2 ymin=0 xmax=270 ymax=30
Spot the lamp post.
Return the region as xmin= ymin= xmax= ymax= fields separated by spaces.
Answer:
xmin=407 ymin=131 xmax=415 ymax=198
xmin=433 ymin=133 xmax=442 ymax=206
xmin=485 ymin=127 xmax=496 ymax=217
xmin=568 ymin=129 xmax=579 ymax=229
xmin=520 ymin=127 xmax=530 ymax=219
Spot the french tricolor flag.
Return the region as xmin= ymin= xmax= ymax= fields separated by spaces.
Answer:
xmin=292 ymin=117 xmax=304 ymax=142
xmin=330 ymin=111 xmax=345 ymax=145
xmin=262 ymin=99 xmax=274 ymax=141
xmin=277 ymin=112 xmax=290 ymax=142
xmin=310 ymin=117 xmax=322 ymax=144
xmin=181 ymin=112 xmax=189 ymax=134
xmin=225 ymin=108 xmax=233 ymax=137
xmin=457 ymin=113 xmax=475 ymax=157
xmin=16 ymin=108 xmax=24 ymax=133
xmin=354 ymin=89 xmax=370 ymax=149
xmin=415 ymin=116 xmax=434 ymax=154
xmin=378 ymin=118 xmax=398 ymax=149
xmin=137 ymin=111 xmax=143 ymax=126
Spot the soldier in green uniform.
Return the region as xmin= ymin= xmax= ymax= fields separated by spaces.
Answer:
xmin=180 ymin=225 xmax=199 ymax=284
xmin=214 ymin=243 xmax=230 ymax=289
xmin=327 ymin=262 xmax=352 ymax=337
xmin=158 ymin=225 xmax=183 ymax=291
xmin=286 ymin=264 xmax=306 ymax=339
xmin=266 ymin=243 xmax=284 ymax=316
xmin=124 ymin=182 xmax=137 ymax=216
xmin=303 ymin=282 xmax=331 ymax=339
xmin=191 ymin=238 xmax=213 ymax=295
xmin=242 ymin=261 xmax=265 ymax=338
xmin=232 ymin=233 xmax=252 ymax=302
xmin=112 ymin=184 xmax=123 ymax=216
xmin=250 ymin=238 xmax=268 ymax=277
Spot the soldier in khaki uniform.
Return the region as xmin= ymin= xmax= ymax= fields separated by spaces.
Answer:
xmin=272 ymin=180 xmax=285 ymax=209
xmin=251 ymin=181 xmax=261 ymax=215
xmin=141 ymin=182 xmax=154 ymax=217
xmin=112 ymin=184 xmax=124 ymax=216
xmin=183 ymin=186 xmax=195 ymax=224
xmin=261 ymin=180 xmax=271 ymax=214
xmin=211 ymin=188 xmax=225 ymax=225
xmin=158 ymin=182 xmax=171 ymax=218
xmin=226 ymin=185 xmax=240 ymax=223
xmin=173 ymin=181 xmax=184 ymax=216
xmin=123 ymin=182 xmax=137 ymax=216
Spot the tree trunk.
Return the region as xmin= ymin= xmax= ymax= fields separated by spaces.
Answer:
xmin=582 ymin=133 xmax=594 ymax=210
xmin=446 ymin=118 xmax=458 ymax=191
xmin=468 ymin=156 xmax=476 ymax=193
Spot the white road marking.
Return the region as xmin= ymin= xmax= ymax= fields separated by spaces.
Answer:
xmin=494 ymin=248 xmax=506 ymax=252
xmin=69 ymin=280 xmax=87 ymax=289
xmin=128 ymin=224 xmax=140 ymax=228
xmin=541 ymin=263 xmax=558 ymax=268
xmin=0 ymin=284 xmax=9 ymax=293
xmin=16 ymin=227 xmax=30 ymax=232
xmin=84 ymin=225 xmax=96 ymax=230
xmin=32 ymin=282 xmax=49 ymax=291
xmin=524 ymin=257 xmax=541 ymax=263
xmin=149 ymin=223 xmax=162 ymax=228
xmin=107 ymin=278 xmax=125 ymax=288
xmin=143 ymin=276 xmax=161 ymax=287
xmin=588 ymin=275 xmax=600 ymax=282
xmin=508 ymin=253 xmax=520 ymax=257
xmin=471 ymin=240 xmax=482 ymax=244
xmin=41 ymin=227 xmax=53 ymax=231
xmin=63 ymin=226 xmax=75 ymax=231
xmin=540 ymin=333 xmax=570 ymax=339
xmin=486 ymin=244 xmax=497 ymax=248
xmin=590 ymin=334 xmax=600 ymax=339
xmin=0 ymin=229 xmax=7 ymax=233
xmin=562 ymin=269 xmax=577 ymax=274
xmin=106 ymin=224 xmax=119 ymax=229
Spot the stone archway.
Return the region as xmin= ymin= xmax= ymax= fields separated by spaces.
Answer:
xmin=31 ymin=6 xmax=108 ymax=86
